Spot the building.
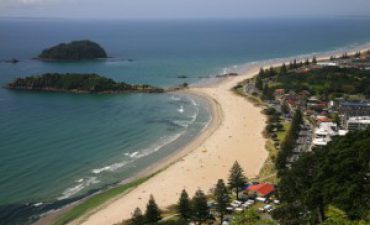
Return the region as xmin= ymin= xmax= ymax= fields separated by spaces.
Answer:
xmin=312 ymin=122 xmax=338 ymax=147
xmin=346 ymin=116 xmax=370 ymax=131
xmin=339 ymin=102 xmax=370 ymax=117
xmin=339 ymin=102 xmax=370 ymax=128
xmin=245 ymin=183 xmax=275 ymax=197
xmin=312 ymin=121 xmax=349 ymax=147
xmin=317 ymin=62 xmax=338 ymax=67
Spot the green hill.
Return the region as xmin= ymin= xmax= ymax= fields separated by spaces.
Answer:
xmin=38 ymin=40 xmax=107 ymax=61
xmin=6 ymin=73 xmax=164 ymax=94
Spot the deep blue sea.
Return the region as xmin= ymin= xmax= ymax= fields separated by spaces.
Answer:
xmin=1 ymin=17 xmax=370 ymax=224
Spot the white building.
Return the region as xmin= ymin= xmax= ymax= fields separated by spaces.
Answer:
xmin=346 ymin=116 xmax=370 ymax=131
xmin=317 ymin=62 xmax=338 ymax=67
xmin=312 ymin=122 xmax=348 ymax=147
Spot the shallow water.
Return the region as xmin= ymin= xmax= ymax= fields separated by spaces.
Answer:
xmin=1 ymin=17 xmax=370 ymax=224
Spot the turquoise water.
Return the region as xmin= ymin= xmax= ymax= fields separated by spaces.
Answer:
xmin=1 ymin=17 xmax=370 ymax=224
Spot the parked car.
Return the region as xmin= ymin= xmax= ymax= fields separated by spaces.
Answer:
xmin=255 ymin=197 xmax=267 ymax=203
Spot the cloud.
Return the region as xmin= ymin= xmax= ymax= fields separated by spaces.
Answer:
xmin=0 ymin=0 xmax=62 ymax=7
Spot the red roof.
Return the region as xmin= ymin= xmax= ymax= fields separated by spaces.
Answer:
xmin=317 ymin=116 xmax=331 ymax=123
xmin=246 ymin=183 xmax=275 ymax=196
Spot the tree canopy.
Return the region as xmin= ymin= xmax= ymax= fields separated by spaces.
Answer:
xmin=178 ymin=189 xmax=192 ymax=220
xmin=273 ymin=128 xmax=370 ymax=224
xmin=7 ymin=73 xmax=164 ymax=94
xmin=145 ymin=195 xmax=162 ymax=224
xmin=38 ymin=40 xmax=107 ymax=60
xmin=228 ymin=161 xmax=247 ymax=200
xmin=213 ymin=179 xmax=230 ymax=223
xmin=191 ymin=189 xmax=209 ymax=225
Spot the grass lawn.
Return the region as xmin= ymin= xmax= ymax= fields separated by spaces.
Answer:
xmin=52 ymin=175 xmax=154 ymax=225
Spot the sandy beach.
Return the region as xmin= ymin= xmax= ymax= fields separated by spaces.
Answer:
xmin=66 ymin=66 xmax=266 ymax=225
xmin=61 ymin=45 xmax=370 ymax=225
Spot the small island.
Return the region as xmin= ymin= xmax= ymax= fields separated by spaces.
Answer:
xmin=37 ymin=40 xmax=108 ymax=61
xmin=6 ymin=73 xmax=164 ymax=94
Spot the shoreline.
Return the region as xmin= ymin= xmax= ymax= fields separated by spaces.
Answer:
xmin=64 ymin=65 xmax=266 ymax=225
xmin=36 ymin=44 xmax=370 ymax=225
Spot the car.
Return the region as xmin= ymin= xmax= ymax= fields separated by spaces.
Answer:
xmin=232 ymin=200 xmax=242 ymax=205
xmin=263 ymin=204 xmax=273 ymax=210
xmin=255 ymin=197 xmax=267 ymax=203
xmin=226 ymin=206 xmax=233 ymax=212
xmin=273 ymin=199 xmax=280 ymax=205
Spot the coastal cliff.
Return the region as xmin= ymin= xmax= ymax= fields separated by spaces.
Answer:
xmin=6 ymin=73 xmax=164 ymax=94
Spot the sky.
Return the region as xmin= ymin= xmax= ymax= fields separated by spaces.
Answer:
xmin=0 ymin=0 xmax=370 ymax=19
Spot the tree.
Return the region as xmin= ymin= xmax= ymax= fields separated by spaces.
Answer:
xmin=258 ymin=67 xmax=265 ymax=77
xmin=231 ymin=209 xmax=277 ymax=225
xmin=255 ymin=75 xmax=263 ymax=91
xmin=274 ymin=128 xmax=370 ymax=224
xmin=145 ymin=195 xmax=161 ymax=224
xmin=178 ymin=189 xmax=192 ymax=220
xmin=228 ymin=161 xmax=246 ymax=200
xmin=280 ymin=63 xmax=287 ymax=74
xmin=192 ymin=189 xmax=209 ymax=225
xmin=305 ymin=58 xmax=310 ymax=66
xmin=213 ymin=179 xmax=230 ymax=224
xmin=130 ymin=207 xmax=145 ymax=225
xmin=312 ymin=56 xmax=317 ymax=64
xmin=262 ymin=84 xmax=273 ymax=100
xmin=269 ymin=66 xmax=276 ymax=77
xmin=293 ymin=59 xmax=297 ymax=69
xmin=281 ymin=101 xmax=290 ymax=115
xmin=275 ymin=109 xmax=302 ymax=173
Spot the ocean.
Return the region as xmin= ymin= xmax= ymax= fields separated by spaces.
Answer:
xmin=1 ymin=17 xmax=370 ymax=224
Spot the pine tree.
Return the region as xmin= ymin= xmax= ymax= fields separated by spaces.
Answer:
xmin=255 ymin=75 xmax=263 ymax=91
xmin=293 ymin=59 xmax=297 ymax=69
xmin=281 ymin=101 xmax=290 ymax=115
xmin=312 ymin=56 xmax=317 ymax=64
xmin=130 ymin=207 xmax=145 ymax=225
xmin=289 ymin=61 xmax=294 ymax=70
xmin=269 ymin=66 xmax=275 ymax=77
xmin=145 ymin=195 xmax=161 ymax=224
xmin=258 ymin=67 xmax=265 ymax=78
xmin=228 ymin=161 xmax=246 ymax=200
xmin=178 ymin=189 xmax=192 ymax=220
xmin=192 ymin=189 xmax=209 ymax=225
xmin=280 ymin=63 xmax=287 ymax=74
xmin=213 ymin=179 xmax=230 ymax=224
xmin=304 ymin=58 xmax=309 ymax=66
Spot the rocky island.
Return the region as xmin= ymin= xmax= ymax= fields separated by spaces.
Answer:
xmin=6 ymin=73 xmax=164 ymax=94
xmin=37 ymin=40 xmax=108 ymax=61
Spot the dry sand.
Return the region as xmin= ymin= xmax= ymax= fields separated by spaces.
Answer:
xmin=66 ymin=45 xmax=370 ymax=225
xmin=70 ymin=66 xmax=267 ymax=225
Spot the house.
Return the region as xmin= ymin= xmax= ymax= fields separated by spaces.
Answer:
xmin=245 ymin=183 xmax=275 ymax=197
xmin=316 ymin=116 xmax=331 ymax=123
xmin=274 ymin=88 xmax=285 ymax=96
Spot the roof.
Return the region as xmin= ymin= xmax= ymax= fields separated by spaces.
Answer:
xmin=246 ymin=183 xmax=275 ymax=196
xmin=317 ymin=116 xmax=331 ymax=123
